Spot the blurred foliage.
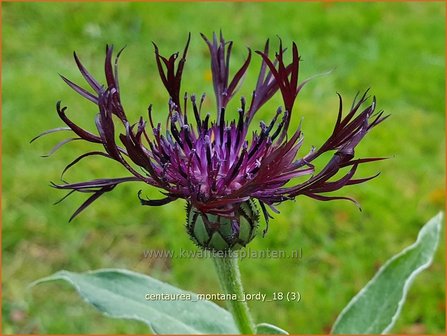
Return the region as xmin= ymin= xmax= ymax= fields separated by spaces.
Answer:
xmin=2 ymin=1 xmax=445 ymax=334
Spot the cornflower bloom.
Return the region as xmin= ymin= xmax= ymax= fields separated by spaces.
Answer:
xmin=34 ymin=33 xmax=387 ymax=251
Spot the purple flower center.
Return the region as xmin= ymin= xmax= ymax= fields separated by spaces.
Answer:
xmin=34 ymin=32 xmax=388 ymax=227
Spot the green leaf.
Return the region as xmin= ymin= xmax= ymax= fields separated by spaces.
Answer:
xmin=30 ymin=268 xmax=238 ymax=334
xmin=256 ymin=322 xmax=289 ymax=334
xmin=332 ymin=212 xmax=443 ymax=334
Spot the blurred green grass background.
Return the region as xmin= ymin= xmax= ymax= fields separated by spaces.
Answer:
xmin=2 ymin=1 xmax=445 ymax=334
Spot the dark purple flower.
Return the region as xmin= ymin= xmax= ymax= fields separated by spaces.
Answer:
xmin=34 ymin=32 xmax=387 ymax=249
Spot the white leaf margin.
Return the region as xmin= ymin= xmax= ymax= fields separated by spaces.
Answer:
xmin=256 ymin=322 xmax=289 ymax=334
xmin=29 ymin=268 xmax=237 ymax=334
xmin=331 ymin=212 xmax=443 ymax=334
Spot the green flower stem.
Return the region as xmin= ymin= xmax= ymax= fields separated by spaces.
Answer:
xmin=213 ymin=254 xmax=255 ymax=334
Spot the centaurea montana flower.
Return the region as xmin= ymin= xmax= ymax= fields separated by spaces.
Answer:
xmin=35 ymin=33 xmax=387 ymax=251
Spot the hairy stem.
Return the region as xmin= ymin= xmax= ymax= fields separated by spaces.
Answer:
xmin=212 ymin=254 xmax=255 ymax=334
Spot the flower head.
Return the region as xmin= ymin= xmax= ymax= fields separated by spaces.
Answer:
xmin=35 ymin=32 xmax=387 ymax=250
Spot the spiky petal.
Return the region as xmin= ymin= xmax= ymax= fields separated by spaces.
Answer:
xmin=36 ymin=32 xmax=387 ymax=231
